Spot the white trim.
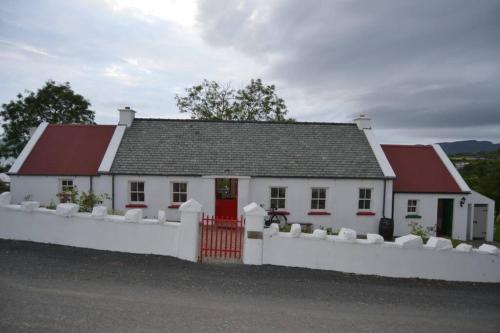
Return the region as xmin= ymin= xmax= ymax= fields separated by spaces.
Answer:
xmin=98 ymin=125 xmax=126 ymax=173
xmin=358 ymin=187 xmax=373 ymax=211
xmin=128 ymin=180 xmax=145 ymax=203
xmin=310 ymin=187 xmax=327 ymax=211
xmin=59 ymin=178 xmax=75 ymax=192
xmin=363 ymin=129 xmax=396 ymax=178
xmin=170 ymin=181 xmax=188 ymax=204
xmin=406 ymin=199 xmax=419 ymax=214
xmin=269 ymin=186 xmax=287 ymax=210
xmin=432 ymin=144 xmax=471 ymax=193
xmin=9 ymin=122 xmax=49 ymax=174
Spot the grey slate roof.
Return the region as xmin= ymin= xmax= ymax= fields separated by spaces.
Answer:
xmin=109 ymin=119 xmax=386 ymax=178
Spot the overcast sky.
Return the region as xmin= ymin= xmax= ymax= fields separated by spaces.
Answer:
xmin=1 ymin=0 xmax=499 ymax=143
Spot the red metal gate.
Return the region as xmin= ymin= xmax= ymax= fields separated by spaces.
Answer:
xmin=199 ymin=214 xmax=245 ymax=263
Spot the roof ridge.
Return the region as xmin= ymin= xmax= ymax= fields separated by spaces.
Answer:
xmin=133 ymin=118 xmax=356 ymax=126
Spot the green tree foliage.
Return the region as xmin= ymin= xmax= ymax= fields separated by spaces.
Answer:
xmin=457 ymin=149 xmax=500 ymax=216
xmin=0 ymin=80 xmax=95 ymax=158
xmin=175 ymin=79 xmax=292 ymax=121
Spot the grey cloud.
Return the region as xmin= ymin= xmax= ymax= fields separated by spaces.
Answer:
xmin=197 ymin=0 xmax=500 ymax=141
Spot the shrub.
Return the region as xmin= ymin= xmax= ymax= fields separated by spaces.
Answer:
xmin=409 ymin=221 xmax=431 ymax=241
xmin=78 ymin=191 xmax=110 ymax=213
xmin=56 ymin=187 xmax=78 ymax=204
xmin=55 ymin=187 xmax=110 ymax=213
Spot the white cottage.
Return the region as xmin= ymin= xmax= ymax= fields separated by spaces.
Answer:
xmin=6 ymin=107 xmax=495 ymax=240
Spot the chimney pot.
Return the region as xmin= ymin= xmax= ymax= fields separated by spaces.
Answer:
xmin=354 ymin=114 xmax=372 ymax=130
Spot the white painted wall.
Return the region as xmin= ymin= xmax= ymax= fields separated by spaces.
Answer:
xmin=0 ymin=205 xmax=180 ymax=257
xmin=249 ymin=178 xmax=390 ymax=234
xmin=11 ymin=173 xmax=395 ymax=235
xmin=393 ymin=193 xmax=468 ymax=240
xmin=263 ymin=232 xmax=500 ymax=283
xmin=10 ymin=175 xmax=113 ymax=207
xmin=113 ymin=175 xmax=208 ymax=220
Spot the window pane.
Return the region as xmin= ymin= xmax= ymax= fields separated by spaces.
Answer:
xmin=318 ymin=200 xmax=325 ymax=209
xmin=138 ymin=193 xmax=145 ymax=202
xmin=138 ymin=182 xmax=144 ymax=191
xmin=279 ymin=188 xmax=286 ymax=198
xmin=311 ymin=200 xmax=317 ymax=209
xmin=365 ymin=200 xmax=371 ymax=209
xmin=359 ymin=189 xmax=365 ymax=198
xmin=365 ymin=189 xmax=371 ymax=199
xmin=319 ymin=189 xmax=326 ymax=199
xmin=278 ymin=199 xmax=285 ymax=209
xmin=131 ymin=193 xmax=137 ymax=202
xmin=180 ymin=183 xmax=187 ymax=193
xmin=271 ymin=188 xmax=277 ymax=198
xmin=270 ymin=199 xmax=277 ymax=209
xmin=312 ymin=189 xmax=318 ymax=199
xmin=180 ymin=194 xmax=187 ymax=202
xmin=131 ymin=182 xmax=137 ymax=191
xmin=173 ymin=183 xmax=179 ymax=192
xmin=358 ymin=200 xmax=364 ymax=209
xmin=173 ymin=193 xmax=179 ymax=202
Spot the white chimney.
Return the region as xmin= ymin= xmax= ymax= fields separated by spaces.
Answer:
xmin=354 ymin=114 xmax=372 ymax=130
xmin=118 ymin=106 xmax=136 ymax=127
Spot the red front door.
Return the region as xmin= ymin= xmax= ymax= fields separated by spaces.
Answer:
xmin=215 ymin=178 xmax=238 ymax=218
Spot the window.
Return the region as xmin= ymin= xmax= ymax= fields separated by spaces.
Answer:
xmin=311 ymin=188 xmax=326 ymax=210
xmin=407 ymin=199 xmax=418 ymax=213
xmin=358 ymin=188 xmax=372 ymax=210
xmin=172 ymin=182 xmax=187 ymax=203
xmin=60 ymin=179 xmax=74 ymax=192
xmin=270 ymin=187 xmax=286 ymax=209
xmin=129 ymin=181 xmax=145 ymax=202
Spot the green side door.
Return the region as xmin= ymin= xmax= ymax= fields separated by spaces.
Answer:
xmin=442 ymin=199 xmax=454 ymax=237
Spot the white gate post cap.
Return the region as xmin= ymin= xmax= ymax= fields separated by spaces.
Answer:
xmin=243 ymin=202 xmax=267 ymax=217
xmin=179 ymin=198 xmax=202 ymax=213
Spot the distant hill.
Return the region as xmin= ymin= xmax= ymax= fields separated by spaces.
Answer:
xmin=438 ymin=140 xmax=500 ymax=155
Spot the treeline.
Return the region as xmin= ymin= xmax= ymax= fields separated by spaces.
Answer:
xmin=454 ymin=149 xmax=500 ymax=216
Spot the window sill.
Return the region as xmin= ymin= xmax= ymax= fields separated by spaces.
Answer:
xmin=356 ymin=211 xmax=375 ymax=216
xmin=307 ymin=211 xmax=331 ymax=216
xmin=405 ymin=214 xmax=422 ymax=219
xmin=125 ymin=203 xmax=148 ymax=208
xmin=267 ymin=210 xmax=290 ymax=216
xmin=168 ymin=204 xmax=181 ymax=209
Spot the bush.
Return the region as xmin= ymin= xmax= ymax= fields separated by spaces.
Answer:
xmin=78 ymin=191 xmax=110 ymax=213
xmin=409 ymin=221 xmax=430 ymax=240
xmin=55 ymin=187 xmax=110 ymax=213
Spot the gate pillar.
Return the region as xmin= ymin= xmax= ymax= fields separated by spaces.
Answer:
xmin=243 ymin=202 xmax=266 ymax=265
xmin=178 ymin=199 xmax=202 ymax=262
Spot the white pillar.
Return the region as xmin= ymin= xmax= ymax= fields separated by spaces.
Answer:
xmin=178 ymin=199 xmax=202 ymax=262
xmin=243 ymin=202 xmax=266 ymax=265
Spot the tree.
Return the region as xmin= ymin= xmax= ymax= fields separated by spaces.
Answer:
xmin=0 ymin=80 xmax=95 ymax=158
xmin=175 ymin=79 xmax=292 ymax=121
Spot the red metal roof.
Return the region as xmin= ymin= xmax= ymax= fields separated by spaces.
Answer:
xmin=381 ymin=144 xmax=462 ymax=193
xmin=18 ymin=124 xmax=116 ymax=175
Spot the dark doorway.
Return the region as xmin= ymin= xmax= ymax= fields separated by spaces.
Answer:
xmin=215 ymin=178 xmax=238 ymax=218
xmin=437 ymin=199 xmax=454 ymax=237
